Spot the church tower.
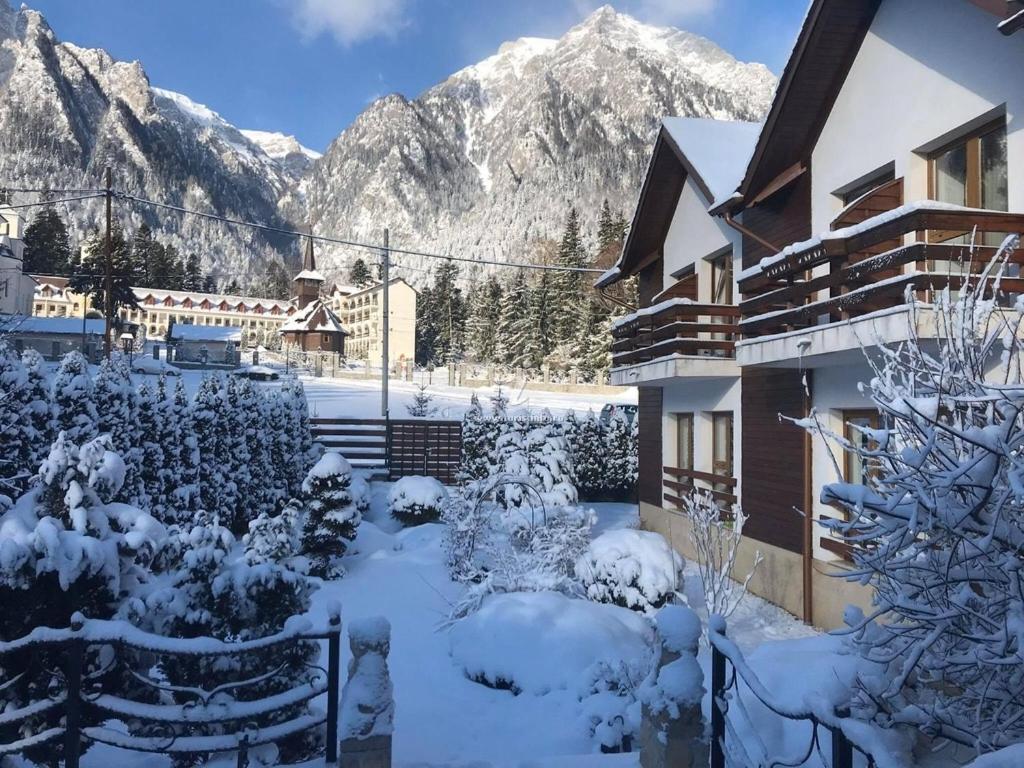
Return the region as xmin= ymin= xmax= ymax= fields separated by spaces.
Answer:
xmin=293 ymin=229 xmax=324 ymax=309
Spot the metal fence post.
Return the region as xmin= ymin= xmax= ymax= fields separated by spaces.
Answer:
xmin=711 ymin=640 xmax=726 ymax=768
xmin=64 ymin=615 xmax=85 ymax=768
xmin=326 ymin=611 xmax=342 ymax=765
xmin=831 ymin=725 xmax=854 ymax=768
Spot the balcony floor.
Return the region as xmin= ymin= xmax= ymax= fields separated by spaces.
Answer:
xmin=736 ymin=304 xmax=938 ymax=368
xmin=610 ymin=352 xmax=739 ymax=385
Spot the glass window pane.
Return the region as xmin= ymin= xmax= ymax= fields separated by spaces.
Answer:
xmin=935 ymin=143 xmax=967 ymax=205
xmin=981 ymin=127 xmax=1008 ymax=212
xmin=676 ymin=415 xmax=693 ymax=471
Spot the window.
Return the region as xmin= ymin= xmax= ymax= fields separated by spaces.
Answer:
xmin=931 ymin=121 xmax=1007 ymax=211
xmin=675 ymin=413 xmax=694 ymax=472
xmin=843 ymin=410 xmax=881 ymax=485
xmin=711 ymin=412 xmax=734 ymax=492
xmin=709 ymin=249 xmax=733 ymax=305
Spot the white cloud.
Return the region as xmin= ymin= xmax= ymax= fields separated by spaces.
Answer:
xmin=287 ymin=0 xmax=410 ymax=46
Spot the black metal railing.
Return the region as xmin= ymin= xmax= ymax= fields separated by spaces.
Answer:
xmin=0 ymin=611 xmax=342 ymax=766
xmin=710 ymin=618 xmax=875 ymax=768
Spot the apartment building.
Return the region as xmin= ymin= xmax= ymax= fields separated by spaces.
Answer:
xmin=328 ymin=278 xmax=417 ymax=364
xmin=32 ymin=276 xmax=296 ymax=345
xmin=0 ymin=206 xmax=37 ymax=317
xmin=599 ymin=0 xmax=1024 ymax=628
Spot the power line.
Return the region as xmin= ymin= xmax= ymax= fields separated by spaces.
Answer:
xmin=116 ymin=191 xmax=604 ymax=275
xmin=1 ymin=187 xmax=105 ymax=195
xmin=0 ymin=193 xmax=106 ymax=211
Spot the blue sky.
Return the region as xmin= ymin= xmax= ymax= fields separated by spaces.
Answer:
xmin=28 ymin=0 xmax=808 ymax=152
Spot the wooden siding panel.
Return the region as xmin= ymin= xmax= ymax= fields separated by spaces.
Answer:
xmin=638 ymin=257 xmax=665 ymax=307
xmin=740 ymin=369 xmax=806 ymax=554
xmin=741 ymin=171 xmax=813 ymax=272
xmin=638 ymin=386 xmax=664 ymax=507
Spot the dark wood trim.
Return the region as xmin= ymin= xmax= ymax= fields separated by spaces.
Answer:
xmin=664 ymin=466 xmax=737 ymax=489
xmin=638 ymin=387 xmax=664 ymax=507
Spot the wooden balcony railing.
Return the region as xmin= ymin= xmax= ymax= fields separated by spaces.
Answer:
xmin=610 ymin=302 xmax=740 ymax=367
xmin=662 ymin=466 xmax=737 ymax=508
xmin=738 ymin=204 xmax=1024 ymax=338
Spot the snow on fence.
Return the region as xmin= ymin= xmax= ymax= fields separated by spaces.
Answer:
xmin=709 ymin=617 xmax=879 ymax=768
xmin=0 ymin=610 xmax=344 ymax=767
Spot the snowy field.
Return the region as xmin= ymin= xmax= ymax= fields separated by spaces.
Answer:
xmin=123 ymin=354 xmax=637 ymax=420
xmin=72 ymin=488 xmax=816 ymax=768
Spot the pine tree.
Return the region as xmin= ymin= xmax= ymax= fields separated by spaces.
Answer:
xmin=22 ymin=206 xmax=72 ymax=275
xmin=597 ymin=199 xmax=617 ymax=252
xmin=348 ymin=258 xmax=374 ymax=288
xmin=406 ymin=384 xmax=436 ymax=417
xmin=496 ymin=270 xmax=531 ymax=367
xmin=165 ymin=376 xmax=200 ymax=519
xmin=467 ymin=276 xmax=503 ymax=363
xmin=131 ymin=223 xmax=158 ymax=287
xmin=300 ymin=453 xmax=361 ymax=578
xmin=459 ymin=396 xmax=493 ymax=481
xmin=20 ymin=348 xmax=54 ymax=477
xmin=0 ymin=345 xmax=35 ymax=496
xmin=71 ymin=225 xmax=142 ymax=319
xmin=418 ymin=261 xmax=467 ymax=366
xmin=282 ymin=379 xmax=318 ymax=498
xmin=604 ymin=411 xmax=637 ymax=499
xmin=552 ymin=208 xmax=588 ymax=349
xmin=183 ymin=253 xmax=204 ymax=291
xmin=93 ymin=357 xmax=142 ymax=504
xmin=574 ymin=411 xmax=607 ymax=500
xmin=192 ymin=375 xmax=230 ymax=519
xmin=51 ymin=351 xmax=98 ymax=446
xmin=135 ymin=381 xmax=165 ymax=515
xmin=573 ymin=298 xmax=612 ymax=381
xmin=526 ymin=269 xmax=556 ymax=368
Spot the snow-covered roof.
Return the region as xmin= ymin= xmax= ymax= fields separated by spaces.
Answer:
xmin=661 ymin=117 xmax=762 ymax=207
xmin=6 ymin=317 xmax=107 ymax=335
xmin=169 ymin=324 xmax=243 ymax=343
xmin=293 ymin=269 xmax=325 ymax=282
xmin=281 ymin=299 xmax=348 ymax=335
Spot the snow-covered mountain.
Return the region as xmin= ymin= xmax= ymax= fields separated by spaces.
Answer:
xmin=0 ymin=0 xmax=776 ymax=287
xmin=300 ymin=5 xmax=777 ymax=279
xmin=0 ymin=1 xmax=297 ymax=283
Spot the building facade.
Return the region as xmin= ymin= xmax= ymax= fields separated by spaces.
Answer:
xmin=329 ymin=278 xmax=417 ymax=364
xmin=600 ymin=0 xmax=1024 ymax=629
xmin=32 ymin=276 xmax=295 ymax=347
xmin=0 ymin=206 xmax=37 ymax=318
xmin=280 ymin=235 xmax=348 ymax=353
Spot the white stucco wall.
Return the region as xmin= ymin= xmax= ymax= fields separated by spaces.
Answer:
xmin=662 ymin=177 xmax=742 ymax=301
xmin=660 ymin=376 xmax=742 ymax=500
xmin=808 ymin=363 xmax=876 ymax=561
xmin=812 ymin=0 xmax=1024 ymax=232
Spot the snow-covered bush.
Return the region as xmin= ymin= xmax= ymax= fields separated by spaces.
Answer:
xmin=571 ymin=411 xmax=606 ymax=500
xmin=576 ymin=529 xmax=683 ymax=613
xmin=577 ymin=659 xmax=646 ymax=753
xmin=796 ymin=238 xmax=1024 ymax=752
xmin=459 ymin=396 xmax=494 ymax=481
xmin=51 ymin=350 xmax=97 ymax=446
xmin=449 ymin=591 xmax=655 ymax=696
xmin=604 ymin=411 xmax=638 ymax=500
xmin=493 ymin=419 xmax=578 ymax=510
xmin=0 ymin=344 xmax=45 ymax=497
xmin=301 ymin=452 xmax=361 ymax=577
xmin=388 ymin=475 xmax=448 ymax=526
xmin=684 ymin=492 xmax=762 ymax=619
xmin=350 ymin=472 xmax=371 ymax=516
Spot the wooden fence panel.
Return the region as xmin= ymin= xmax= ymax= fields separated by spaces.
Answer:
xmin=387 ymin=420 xmax=463 ymax=484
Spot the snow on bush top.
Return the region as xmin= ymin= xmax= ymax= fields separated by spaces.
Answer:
xmin=349 ymin=615 xmax=391 ymax=647
xmin=302 ymin=451 xmax=352 ymax=491
xmin=655 ymin=604 xmax=701 ymax=655
xmin=449 ymin=590 xmax=654 ymax=696
xmin=576 ymin=529 xmax=683 ymax=612
xmin=387 ymin=476 xmax=448 ymax=510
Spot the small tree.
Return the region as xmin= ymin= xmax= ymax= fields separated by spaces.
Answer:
xmin=300 ymin=452 xmax=361 ymax=578
xmin=51 ymin=351 xmax=98 ymax=446
xmin=348 ymin=258 xmax=375 ymax=288
xmin=406 ymin=384 xmax=437 ymax=417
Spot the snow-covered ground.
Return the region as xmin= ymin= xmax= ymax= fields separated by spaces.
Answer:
xmin=122 ymin=354 xmax=637 ymax=420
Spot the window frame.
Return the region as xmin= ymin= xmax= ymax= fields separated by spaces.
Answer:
xmin=928 ymin=118 xmax=1007 ymax=210
xmin=843 ymin=409 xmax=882 ymax=485
xmin=674 ymin=413 xmax=694 ymax=473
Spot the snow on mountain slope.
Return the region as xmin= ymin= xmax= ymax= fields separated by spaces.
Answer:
xmin=241 ymin=129 xmax=321 ymax=180
xmin=0 ymin=2 xmax=297 ymax=284
xmin=299 ymin=5 xmax=777 ymax=281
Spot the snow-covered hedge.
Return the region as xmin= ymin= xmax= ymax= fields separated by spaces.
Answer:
xmin=459 ymin=406 xmax=637 ymax=502
xmin=575 ymin=529 xmax=684 ymax=613
xmin=388 ymin=475 xmax=448 ymax=526
xmin=448 ymin=591 xmax=655 ymax=696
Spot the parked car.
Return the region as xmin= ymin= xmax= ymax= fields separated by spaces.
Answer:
xmin=600 ymin=404 xmax=638 ymax=425
xmin=231 ymin=365 xmax=281 ymax=381
xmin=131 ymin=355 xmax=181 ymax=377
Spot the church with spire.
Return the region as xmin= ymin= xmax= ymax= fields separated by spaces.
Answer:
xmin=279 ymin=231 xmax=348 ymax=353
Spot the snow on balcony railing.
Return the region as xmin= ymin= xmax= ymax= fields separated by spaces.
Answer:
xmin=611 ymin=301 xmax=739 ymax=368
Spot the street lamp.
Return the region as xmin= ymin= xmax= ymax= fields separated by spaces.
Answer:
xmin=120 ymin=332 xmax=135 ymax=367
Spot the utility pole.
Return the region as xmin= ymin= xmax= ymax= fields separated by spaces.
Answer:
xmin=381 ymin=228 xmax=390 ymax=419
xmin=103 ymin=166 xmax=113 ymax=360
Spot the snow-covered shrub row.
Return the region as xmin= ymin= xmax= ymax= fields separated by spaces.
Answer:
xmin=575 ymin=529 xmax=684 ymax=613
xmin=0 ymin=347 xmax=318 ymax=534
xmin=388 ymin=475 xmax=448 ymax=526
xmin=459 ymin=398 xmax=637 ymax=502
xmin=794 ymin=239 xmax=1024 ymax=753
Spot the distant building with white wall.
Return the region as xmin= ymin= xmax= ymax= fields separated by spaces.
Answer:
xmin=0 ymin=205 xmax=37 ymax=318
xmin=329 ymin=278 xmax=417 ymax=364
